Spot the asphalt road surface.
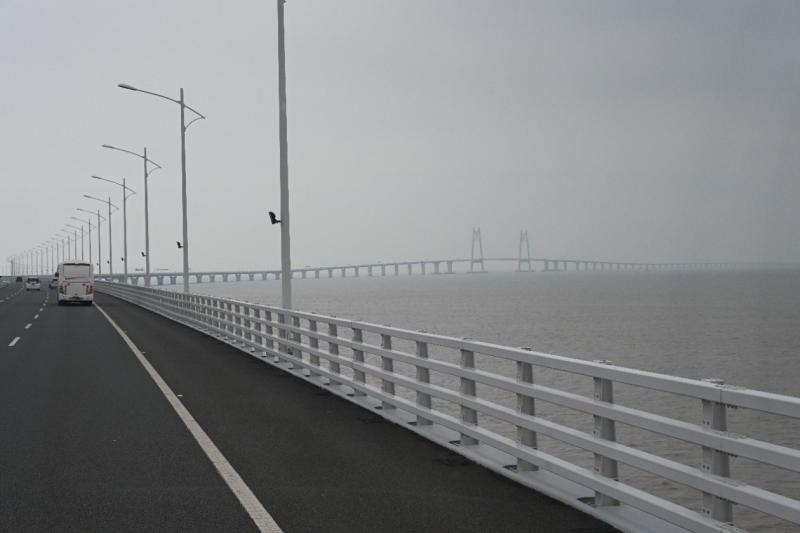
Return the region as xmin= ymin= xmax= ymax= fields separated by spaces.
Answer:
xmin=0 ymin=283 xmax=614 ymax=533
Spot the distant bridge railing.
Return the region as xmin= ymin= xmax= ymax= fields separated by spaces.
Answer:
xmin=96 ymin=281 xmax=800 ymax=533
xmin=96 ymin=258 xmax=764 ymax=286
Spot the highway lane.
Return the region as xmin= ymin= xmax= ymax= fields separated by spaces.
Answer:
xmin=0 ymin=291 xmax=259 ymax=532
xmin=94 ymin=292 xmax=614 ymax=533
xmin=0 ymin=286 xmax=614 ymax=532
xmin=0 ymin=284 xmax=49 ymax=348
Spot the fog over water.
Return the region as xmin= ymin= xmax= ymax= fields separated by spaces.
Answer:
xmin=2 ymin=1 xmax=800 ymax=271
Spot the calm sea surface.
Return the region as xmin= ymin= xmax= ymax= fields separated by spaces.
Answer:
xmin=179 ymin=269 xmax=800 ymax=532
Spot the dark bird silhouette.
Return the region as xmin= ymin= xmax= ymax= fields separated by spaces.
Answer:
xmin=268 ymin=211 xmax=281 ymax=225
xmin=141 ymin=252 xmax=146 ymax=258
xmin=176 ymin=241 xmax=183 ymax=249
xmin=121 ymin=257 xmax=125 ymax=262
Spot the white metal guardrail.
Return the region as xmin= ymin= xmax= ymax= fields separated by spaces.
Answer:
xmin=96 ymin=282 xmax=800 ymax=533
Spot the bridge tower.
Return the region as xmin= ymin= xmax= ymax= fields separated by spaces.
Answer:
xmin=516 ymin=230 xmax=533 ymax=272
xmin=469 ymin=228 xmax=487 ymax=273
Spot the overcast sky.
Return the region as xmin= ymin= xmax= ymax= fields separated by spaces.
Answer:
xmin=2 ymin=0 xmax=799 ymax=273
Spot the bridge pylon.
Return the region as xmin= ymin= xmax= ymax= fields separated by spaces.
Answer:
xmin=516 ymin=229 xmax=533 ymax=272
xmin=469 ymin=228 xmax=487 ymax=273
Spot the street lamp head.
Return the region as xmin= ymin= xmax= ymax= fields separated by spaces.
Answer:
xmin=118 ymin=83 xmax=138 ymax=91
xmin=101 ymin=144 xmax=118 ymax=150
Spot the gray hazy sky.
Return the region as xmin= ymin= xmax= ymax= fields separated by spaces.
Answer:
xmin=2 ymin=0 xmax=799 ymax=273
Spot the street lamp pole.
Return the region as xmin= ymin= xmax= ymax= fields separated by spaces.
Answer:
xmin=78 ymin=208 xmax=105 ymax=276
xmin=90 ymin=178 xmax=133 ymax=281
xmin=59 ymin=231 xmax=72 ymax=261
xmin=118 ymin=83 xmax=204 ymax=293
xmin=71 ymin=217 xmax=94 ymax=271
xmin=67 ymin=223 xmax=85 ymax=261
xmin=101 ymin=144 xmax=161 ymax=286
xmin=84 ymin=195 xmax=118 ymax=278
xmin=277 ymin=0 xmax=292 ymax=310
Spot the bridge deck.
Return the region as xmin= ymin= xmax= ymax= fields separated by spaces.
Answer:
xmin=0 ymin=285 xmax=613 ymax=532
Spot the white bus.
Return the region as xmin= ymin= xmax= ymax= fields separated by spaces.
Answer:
xmin=57 ymin=262 xmax=94 ymax=305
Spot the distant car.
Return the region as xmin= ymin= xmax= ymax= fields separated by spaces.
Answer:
xmin=25 ymin=278 xmax=41 ymax=291
xmin=15 ymin=276 xmax=23 ymax=282
xmin=49 ymin=278 xmax=58 ymax=289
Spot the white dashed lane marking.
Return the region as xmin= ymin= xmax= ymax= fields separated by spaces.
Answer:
xmin=34 ymin=314 xmax=39 ymax=320
xmin=8 ymin=337 xmax=20 ymax=347
xmin=24 ymin=323 xmax=31 ymax=330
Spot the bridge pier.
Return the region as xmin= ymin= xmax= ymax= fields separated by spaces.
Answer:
xmin=421 ymin=262 xmax=427 ymax=275
xmin=368 ymin=266 xmax=373 ymax=277
xmin=169 ymin=276 xmax=177 ymax=285
xmin=407 ymin=264 xmax=412 ymax=275
xmin=447 ymin=260 xmax=454 ymax=274
xmin=315 ymin=270 xmax=320 ymax=279
xmin=381 ymin=265 xmax=386 ymax=276
xmin=223 ymin=274 xmax=229 ymax=282
xmin=433 ymin=262 xmax=441 ymax=275
xmin=195 ymin=274 xmax=203 ymax=283
xmin=301 ymin=271 xmax=307 ymax=279
xmin=248 ymin=273 xmax=255 ymax=281
xmin=394 ymin=264 xmax=399 ymax=276
xmin=354 ymin=266 xmax=360 ymax=277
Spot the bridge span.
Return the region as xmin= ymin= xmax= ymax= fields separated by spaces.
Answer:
xmin=97 ymin=257 xmax=753 ymax=287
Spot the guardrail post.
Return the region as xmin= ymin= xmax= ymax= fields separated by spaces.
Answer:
xmin=593 ymin=360 xmax=619 ymax=506
xmin=459 ymin=347 xmax=478 ymax=445
xmin=352 ymin=328 xmax=366 ymax=396
xmin=308 ymin=319 xmax=320 ymax=378
xmin=415 ymin=340 xmax=432 ymax=426
xmin=277 ymin=311 xmax=290 ymax=367
xmin=516 ymin=355 xmax=538 ymax=471
xmin=701 ymin=378 xmax=733 ymax=523
xmin=253 ymin=308 xmax=263 ymax=355
xmin=244 ymin=305 xmax=252 ymax=348
xmin=291 ymin=315 xmax=303 ymax=371
xmin=380 ymin=334 xmax=395 ymax=409
xmin=327 ymin=323 xmax=341 ymax=386
xmin=234 ymin=303 xmax=242 ymax=339
xmin=264 ymin=310 xmax=275 ymax=355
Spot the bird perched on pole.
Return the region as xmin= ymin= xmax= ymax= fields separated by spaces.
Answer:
xmin=141 ymin=252 xmax=146 ymax=258
xmin=268 ymin=211 xmax=281 ymax=225
xmin=176 ymin=241 xmax=183 ymax=249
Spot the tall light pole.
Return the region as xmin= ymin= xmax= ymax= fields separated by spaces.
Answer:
xmin=85 ymin=195 xmax=118 ymax=277
xmin=277 ymin=0 xmax=292 ymax=310
xmin=102 ymin=144 xmax=162 ymax=286
xmin=71 ymin=216 xmax=95 ymax=270
xmin=59 ymin=230 xmax=73 ymax=261
xmin=117 ymin=83 xmax=205 ymax=293
xmin=78 ymin=208 xmax=105 ymax=276
xmin=66 ymin=223 xmax=85 ymax=261
xmin=91 ymin=176 xmax=135 ymax=283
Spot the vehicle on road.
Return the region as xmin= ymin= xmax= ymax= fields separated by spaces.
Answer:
xmin=49 ymin=278 xmax=58 ymax=289
xmin=57 ymin=262 xmax=94 ymax=305
xmin=25 ymin=277 xmax=41 ymax=291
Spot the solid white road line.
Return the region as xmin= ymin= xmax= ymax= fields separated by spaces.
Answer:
xmin=24 ymin=323 xmax=31 ymax=330
xmin=94 ymin=304 xmax=283 ymax=533
xmin=8 ymin=337 xmax=20 ymax=347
